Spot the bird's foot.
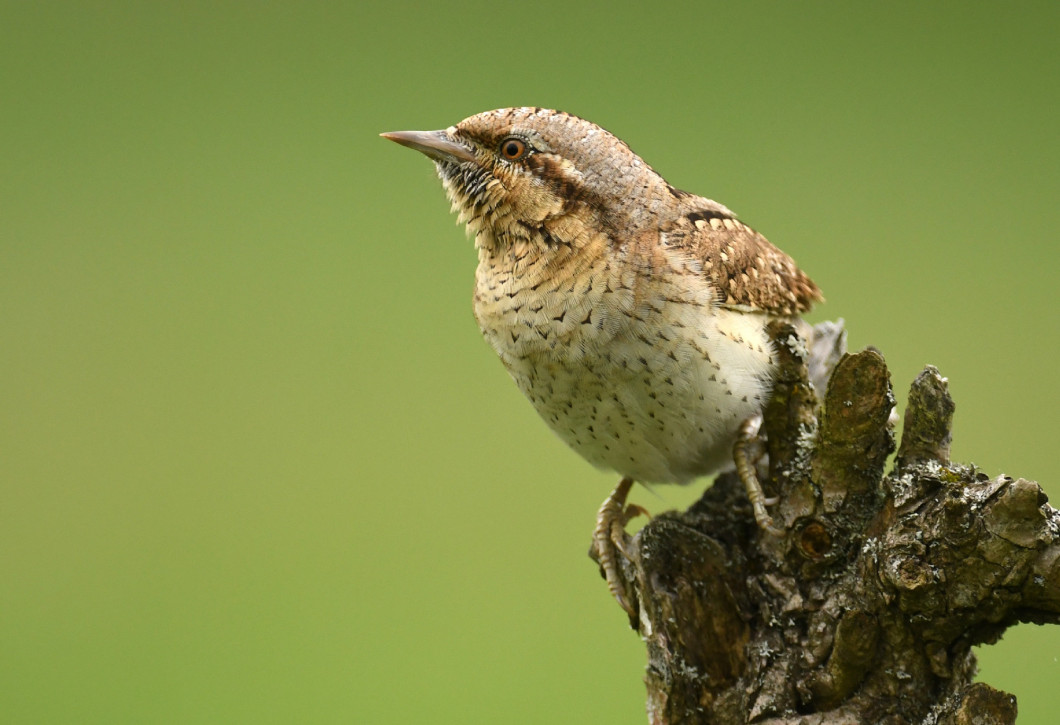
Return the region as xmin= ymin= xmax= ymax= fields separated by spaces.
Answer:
xmin=590 ymin=477 xmax=647 ymax=619
xmin=734 ymin=416 xmax=784 ymax=536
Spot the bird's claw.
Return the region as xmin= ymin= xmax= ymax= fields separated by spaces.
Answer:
xmin=735 ymin=416 xmax=784 ymax=536
xmin=591 ymin=477 xmax=642 ymax=620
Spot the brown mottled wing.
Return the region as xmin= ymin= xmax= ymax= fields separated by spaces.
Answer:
xmin=663 ymin=206 xmax=822 ymax=316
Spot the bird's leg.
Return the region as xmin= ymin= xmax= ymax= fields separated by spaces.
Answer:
xmin=591 ymin=477 xmax=648 ymax=618
xmin=734 ymin=416 xmax=784 ymax=535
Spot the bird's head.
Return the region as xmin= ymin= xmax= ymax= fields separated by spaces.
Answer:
xmin=382 ymin=107 xmax=676 ymax=249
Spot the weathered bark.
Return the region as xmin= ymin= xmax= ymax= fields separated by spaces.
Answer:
xmin=604 ymin=323 xmax=1058 ymax=724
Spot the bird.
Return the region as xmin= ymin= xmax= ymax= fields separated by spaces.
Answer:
xmin=381 ymin=108 xmax=822 ymax=616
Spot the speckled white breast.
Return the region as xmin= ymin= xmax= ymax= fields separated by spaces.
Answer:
xmin=473 ymin=237 xmax=776 ymax=485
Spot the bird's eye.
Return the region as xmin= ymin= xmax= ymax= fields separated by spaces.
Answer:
xmin=499 ymin=137 xmax=528 ymax=161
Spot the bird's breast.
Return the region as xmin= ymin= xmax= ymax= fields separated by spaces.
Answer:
xmin=472 ymin=240 xmax=777 ymax=484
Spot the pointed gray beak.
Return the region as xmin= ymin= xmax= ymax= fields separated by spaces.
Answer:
xmin=380 ymin=129 xmax=477 ymax=165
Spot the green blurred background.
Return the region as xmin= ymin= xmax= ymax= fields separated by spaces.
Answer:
xmin=2 ymin=2 xmax=1057 ymax=722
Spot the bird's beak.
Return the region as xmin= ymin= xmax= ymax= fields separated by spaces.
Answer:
xmin=380 ymin=129 xmax=477 ymax=165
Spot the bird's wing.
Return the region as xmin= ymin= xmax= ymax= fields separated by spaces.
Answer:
xmin=661 ymin=205 xmax=822 ymax=316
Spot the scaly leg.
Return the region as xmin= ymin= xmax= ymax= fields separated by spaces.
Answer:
xmin=734 ymin=416 xmax=784 ymax=536
xmin=590 ymin=477 xmax=649 ymax=618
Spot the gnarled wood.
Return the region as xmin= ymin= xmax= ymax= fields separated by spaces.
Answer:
xmin=606 ymin=324 xmax=1058 ymax=724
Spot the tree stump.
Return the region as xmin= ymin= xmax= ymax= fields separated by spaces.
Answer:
xmin=603 ymin=323 xmax=1059 ymax=724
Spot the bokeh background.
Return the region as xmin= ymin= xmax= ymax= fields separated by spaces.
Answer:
xmin=3 ymin=2 xmax=1057 ymax=722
